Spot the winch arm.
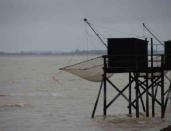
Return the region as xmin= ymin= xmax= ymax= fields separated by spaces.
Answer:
xmin=143 ymin=23 xmax=164 ymax=46
xmin=84 ymin=18 xmax=107 ymax=48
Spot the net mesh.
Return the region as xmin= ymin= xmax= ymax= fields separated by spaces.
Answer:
xmin=60 ymin=56 xmax=113 ymax=82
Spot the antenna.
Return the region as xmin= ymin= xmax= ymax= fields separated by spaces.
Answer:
xmin=84 ymin=18 xmax=107 ymax=48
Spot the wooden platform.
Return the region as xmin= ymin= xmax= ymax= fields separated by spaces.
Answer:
xmin=139 ymin=72 xmax=161 ymax=78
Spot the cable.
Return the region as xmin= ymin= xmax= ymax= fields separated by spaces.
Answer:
xmin=143 ymin=23 xmax=164 ymax=46
xmin=95 ymin=23 xmax=144 ymax=39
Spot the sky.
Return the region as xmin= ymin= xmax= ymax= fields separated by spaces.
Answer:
xmin=0 ymin=0 xmax=171 ymax=52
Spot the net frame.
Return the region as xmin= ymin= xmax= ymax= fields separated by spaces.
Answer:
xmin=60 ymin=56 xmax=113 ymax=82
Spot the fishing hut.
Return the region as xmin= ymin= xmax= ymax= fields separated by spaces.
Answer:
xmin=91 ymin=38 xmax=171 ymax=118
xmin=60 ymin=19 xmax=171 ymax=119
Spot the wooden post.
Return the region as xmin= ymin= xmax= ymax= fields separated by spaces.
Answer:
xmin=146 ymin=73 xmax=149 ymax=117
xmin=103 ymin=56 xmax=107 ymax=117
xmin=151 ymin=38 xmax=155 ymax=117
xmin=135 ymin=73 xmax=139 ymax=117
xmin=91 ymin=80 xmax=103 ymax=118
xmin=161 ymin=55 xmax=165 ymax=118
xmin=129 ymin=72 xmax=132 ymax=115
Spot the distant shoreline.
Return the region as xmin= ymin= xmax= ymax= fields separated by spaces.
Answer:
xmin=0 ymin=49 xmax=164 ymax=56
xmin=0 ymin=50 xmax=106 ymax=56
xmin=0 ymin=54 xmax=103 ymax=57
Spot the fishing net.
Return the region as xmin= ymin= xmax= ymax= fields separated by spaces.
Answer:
xmin=59 ymin=56 xmax=113 ymax=82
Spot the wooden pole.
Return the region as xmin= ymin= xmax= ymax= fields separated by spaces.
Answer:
xmin=146 ymin=73 xmax=149 ymax=117
xmin=129 ymin=72 xmax=132 ymax=115
xmin=91 ymin=80 xmax=103 ymax=118
xmin=103 ymin=56 xmax=107 ymax=117
xmin=135 ymin=73 xmax=139 ymax=117
xmin=161 ymin=55 xmax=165 ymax=118
xmin=151 ymin=38 xmax=155 ymax=117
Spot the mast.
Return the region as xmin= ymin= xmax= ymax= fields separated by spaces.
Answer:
xmin=84 ymin=18 xmax=107 ymax=48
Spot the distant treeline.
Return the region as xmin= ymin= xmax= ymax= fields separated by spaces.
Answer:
xmin=0 ymin=50 xmax=107 ymax=56
xmin=0 ymin=49 xmax=164 ymax=56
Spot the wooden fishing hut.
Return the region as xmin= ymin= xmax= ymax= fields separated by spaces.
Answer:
xmin=92 ymin=38 xmax=171 ymax=119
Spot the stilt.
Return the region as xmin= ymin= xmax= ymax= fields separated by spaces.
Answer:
xmin=135 ymin=73 xmax=139 ymax=118
xmin=161 ymin=72 xmax=164 ymax=118
xmin=151 ymin=79 xmax=155 ymax=117
xmin=161 ymin=56 xmax=165 ymax=118
xmin=103 ymin=57 xmax=107 ymax=117
xmin=129 ymin=72 xmax=132 ymax=115
xmin=146 ymin=72 xmax=149 ymax=117
xmin=151 ymin=38 xmax=155 ymax=117
xmin=138 ymin=86 xmax=146 ymax=112
xmin=164 ymin=83 xmax=171 ymax=113
xmin=91 ymin=80 xmax=103 ymax=118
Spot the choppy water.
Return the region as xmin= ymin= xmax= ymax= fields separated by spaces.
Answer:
xmin=0 ymin=55 xmax=171 ymax=131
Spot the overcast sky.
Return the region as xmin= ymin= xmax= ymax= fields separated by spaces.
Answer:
xmin=0 ymin=0 xmax=171 ymax=52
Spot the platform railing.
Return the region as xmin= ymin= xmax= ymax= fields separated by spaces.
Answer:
xmin=103 ymin=54 xmax=166 ymax=73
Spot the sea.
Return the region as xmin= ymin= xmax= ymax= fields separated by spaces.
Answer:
xmin=0 ymin=55 xmax=171 ymax=131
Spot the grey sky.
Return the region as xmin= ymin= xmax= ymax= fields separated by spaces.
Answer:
xmin=0 ymin=0 xmax=171 ymax=52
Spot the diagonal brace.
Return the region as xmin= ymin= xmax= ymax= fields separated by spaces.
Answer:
xmin=106 ymin=78 xmax=131 ymax=106
xmin=106 ymin=79 xmax=136 ymax=109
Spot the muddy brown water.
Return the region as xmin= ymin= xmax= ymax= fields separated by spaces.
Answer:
xmin=0 ymin=55 xmax=171 ymax=131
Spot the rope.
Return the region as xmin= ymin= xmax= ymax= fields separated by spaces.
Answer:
xmin=57 ymin=21 xmax=101 ymax=78
xmin=143 ymin=23 xmax=164 ymax=46
xmin=84 ymin=22 xmax=107 ymax=51
xmin=95 ymin=24 xmax=143 ymax=39
xmin=84 ymin=21 xmax=89 ymax=60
